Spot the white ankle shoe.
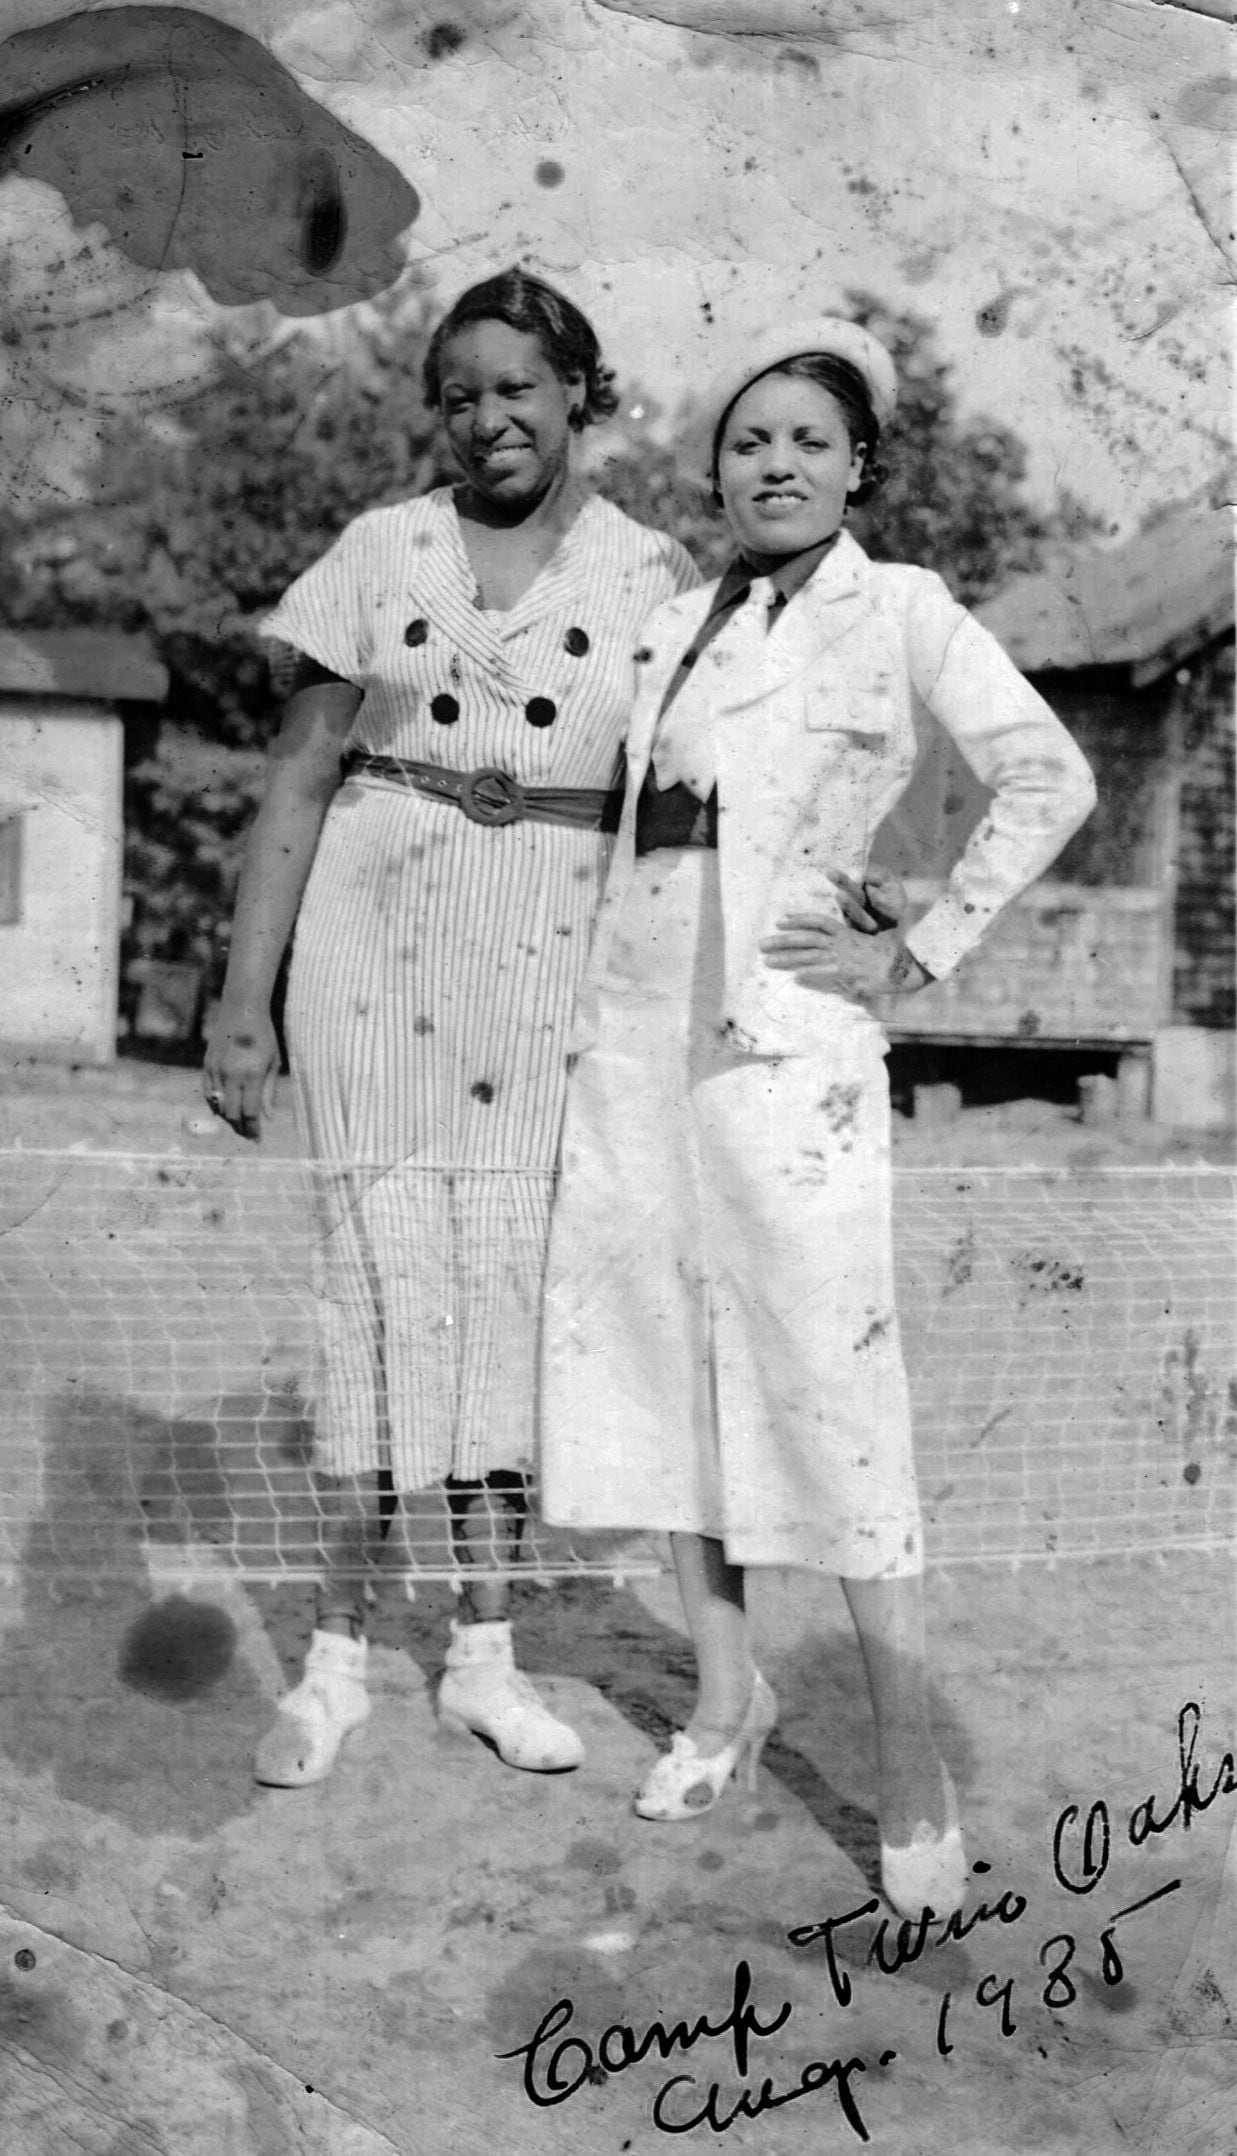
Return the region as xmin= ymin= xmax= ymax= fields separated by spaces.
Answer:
xmin=253 ymin=1629 xmax=371 ymax=1788
xmin=437 ymin=1619 xmax=583 ymax=1772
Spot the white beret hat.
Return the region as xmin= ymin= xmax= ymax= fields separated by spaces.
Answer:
xmin=686 ymin=315 xmax=898 ymax=486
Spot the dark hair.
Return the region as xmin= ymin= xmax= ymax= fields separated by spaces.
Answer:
xmin=713 ymin=350 xmax=885 ymax=504
xmin=422 ymin=267 xmax=618 ymax=429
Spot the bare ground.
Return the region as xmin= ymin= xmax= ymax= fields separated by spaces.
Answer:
xmin=0 ymin=1055 xmax=1234 ymax=2154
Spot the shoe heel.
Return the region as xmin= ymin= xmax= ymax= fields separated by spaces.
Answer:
xmin=739 ymin=1728 xmax=771 ymax=1795
xmin=741 ymin=1673 xmax=778 ymax=1792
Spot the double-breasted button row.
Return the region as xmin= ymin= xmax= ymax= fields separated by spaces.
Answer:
xmin=404 ymin=618 xmax=591 ymax=656
xmin=407 ymin=619 xmax=586 ymax=726
xmin=428 ymin=693 xmax=559 ymax=728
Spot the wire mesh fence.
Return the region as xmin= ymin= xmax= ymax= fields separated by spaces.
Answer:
xmin=2 ymin=1150 xmax=1233 ymax=1592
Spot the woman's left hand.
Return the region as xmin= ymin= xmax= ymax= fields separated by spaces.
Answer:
xmin=761 ymin=915 xmax=934 ymax=1002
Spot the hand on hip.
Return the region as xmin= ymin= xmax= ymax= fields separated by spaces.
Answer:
xmin=760 ymin=915 xmax=931 ymax=1004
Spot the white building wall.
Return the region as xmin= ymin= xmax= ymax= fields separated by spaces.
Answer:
xmin=0 ymin=702 xmax=123 ymax=1065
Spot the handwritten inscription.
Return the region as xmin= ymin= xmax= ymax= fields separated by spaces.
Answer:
xmin=1052 ymin=1699 xmax=1237 ymax=1894
xmin=498 ymin=1700 xmax=1235 ymax=2137
xmin=497 ymin=1961 xmax=889 ymax=2139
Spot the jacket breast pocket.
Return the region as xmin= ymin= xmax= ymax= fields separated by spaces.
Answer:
xmin=801 ymin=683 xmax=894 ymax=751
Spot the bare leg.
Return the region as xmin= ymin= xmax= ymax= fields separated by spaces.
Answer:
xmin=315 ymin=1469 xmax=392 ymax=1637
xmin=316 ymin=1470 xmax=523 ymax=1625
xmin=252 ymin=1469 xmax=383 ymax=1786
xmin=841 ymin=1572 xmax=949 ymax=1844
xmin=670 ymin=1531 xmax=756 ymax=1748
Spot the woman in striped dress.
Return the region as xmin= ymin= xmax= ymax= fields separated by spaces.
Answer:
xmin=203 ymin=269 xmax=698 ymax=1787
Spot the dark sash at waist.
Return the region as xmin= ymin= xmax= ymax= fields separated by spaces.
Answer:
xmin=343 ymin=752 xmax=622 ymax=832
xmin=634 ymin=767 xmax=718 ymax=853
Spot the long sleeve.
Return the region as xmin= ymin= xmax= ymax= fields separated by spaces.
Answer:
xmin=899 ymin=572 xmax=1098 ymax=982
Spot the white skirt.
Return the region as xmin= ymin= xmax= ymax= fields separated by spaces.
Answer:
xmin=539 ymin=849 xmax=923 ymax=1577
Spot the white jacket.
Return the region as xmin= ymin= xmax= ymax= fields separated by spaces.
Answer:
xmin=575 ymin=530 xmax=1097 ymax=1057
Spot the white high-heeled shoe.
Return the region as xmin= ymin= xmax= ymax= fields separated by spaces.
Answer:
xmin=880 ymin=1765 xmax=968 ymax=1920
xmin=634 ymin=1674 xmax=778 ymax=1821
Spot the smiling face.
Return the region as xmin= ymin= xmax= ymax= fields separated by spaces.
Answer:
xmin=437 ymin=319 xmax=582 ymax=508
xmin=715 ymin=371 xmax=867 ymax=558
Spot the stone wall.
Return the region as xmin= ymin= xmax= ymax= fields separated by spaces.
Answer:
xmin=0 ymin=701 xmax=124 ymax=1065
xmin=893 ymin=882 xmax=1164 ymax=1045
xmin=881 ymin=653 xmax=1234 ymax=1050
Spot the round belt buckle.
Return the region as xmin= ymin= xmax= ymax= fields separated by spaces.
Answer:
xmin=459 ymin=766 xmax=524 ymax=826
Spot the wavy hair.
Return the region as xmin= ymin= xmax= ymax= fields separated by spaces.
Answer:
xmin=422 ymin=268 xmax=618 ymax=430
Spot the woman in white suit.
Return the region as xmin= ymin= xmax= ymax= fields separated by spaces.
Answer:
xmin=540 ymin=317 xmax=1097 ymax=1918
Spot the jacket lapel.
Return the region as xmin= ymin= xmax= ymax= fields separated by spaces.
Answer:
xmin=623 ymin=584 xmax=720 ymax=780
xmin=714 ymin=530 xmax=871 ymax=714
xmin=406 ymin=489 xmax=606 ymax=689
xmin=408 ymin=491 xmax=514 ymax=677
xmin=498 ymin=491 xmax=601 ymax=643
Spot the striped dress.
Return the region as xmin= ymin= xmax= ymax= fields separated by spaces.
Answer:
xmin=259 ymin=487 xmax=698 ymax=1490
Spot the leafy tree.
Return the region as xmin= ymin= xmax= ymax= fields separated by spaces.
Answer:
xmin=8 ymin=273 xmax=440 ymax=744
xmin=4 ymin=283 xmax=1075 ymax=1016
xmin=5 ymin=277 xmax=442 ymax=996
xmin=599 ymin=292 xmax=1083 ymax=607
xmin=592 ymin=396 xmax=735 ymax=580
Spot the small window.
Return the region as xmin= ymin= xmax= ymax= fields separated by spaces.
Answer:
xmin=0 ymin=813 xmax=23 ymax=926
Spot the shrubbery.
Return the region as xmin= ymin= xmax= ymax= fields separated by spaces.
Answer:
xmin=4 ymin=282 xmax=1073 ymax=1027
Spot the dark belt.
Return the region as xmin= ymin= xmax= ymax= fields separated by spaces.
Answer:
xmin=634 ymin=769 xmax=718 ymax=853
xmin=344 ymin=752 xmax=622 ymax=832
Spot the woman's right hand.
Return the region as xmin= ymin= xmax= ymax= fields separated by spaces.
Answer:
xmin=831 ymin=867 xmax=907 ymax=933
xmin=202 ymin=1004 xmax=280 ymax=1141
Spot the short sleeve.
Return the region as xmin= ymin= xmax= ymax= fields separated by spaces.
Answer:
xmin=661 ymin=534 xmax=703 ymax=602
xmin=598 ymin=497 xmax=702 ymax=607
xmin=257 ymin=518 xmax=372 ymax=685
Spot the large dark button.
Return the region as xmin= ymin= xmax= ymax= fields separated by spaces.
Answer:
xmin=430 ymin=692 xmax=460 ymax=725
xmin=404 ymin=618 xmax=429 ymax=646
xmin=563 ymin=626 xmax=590 ymax=657
xmin=524 ymin=696 xmax=557 ymax=728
